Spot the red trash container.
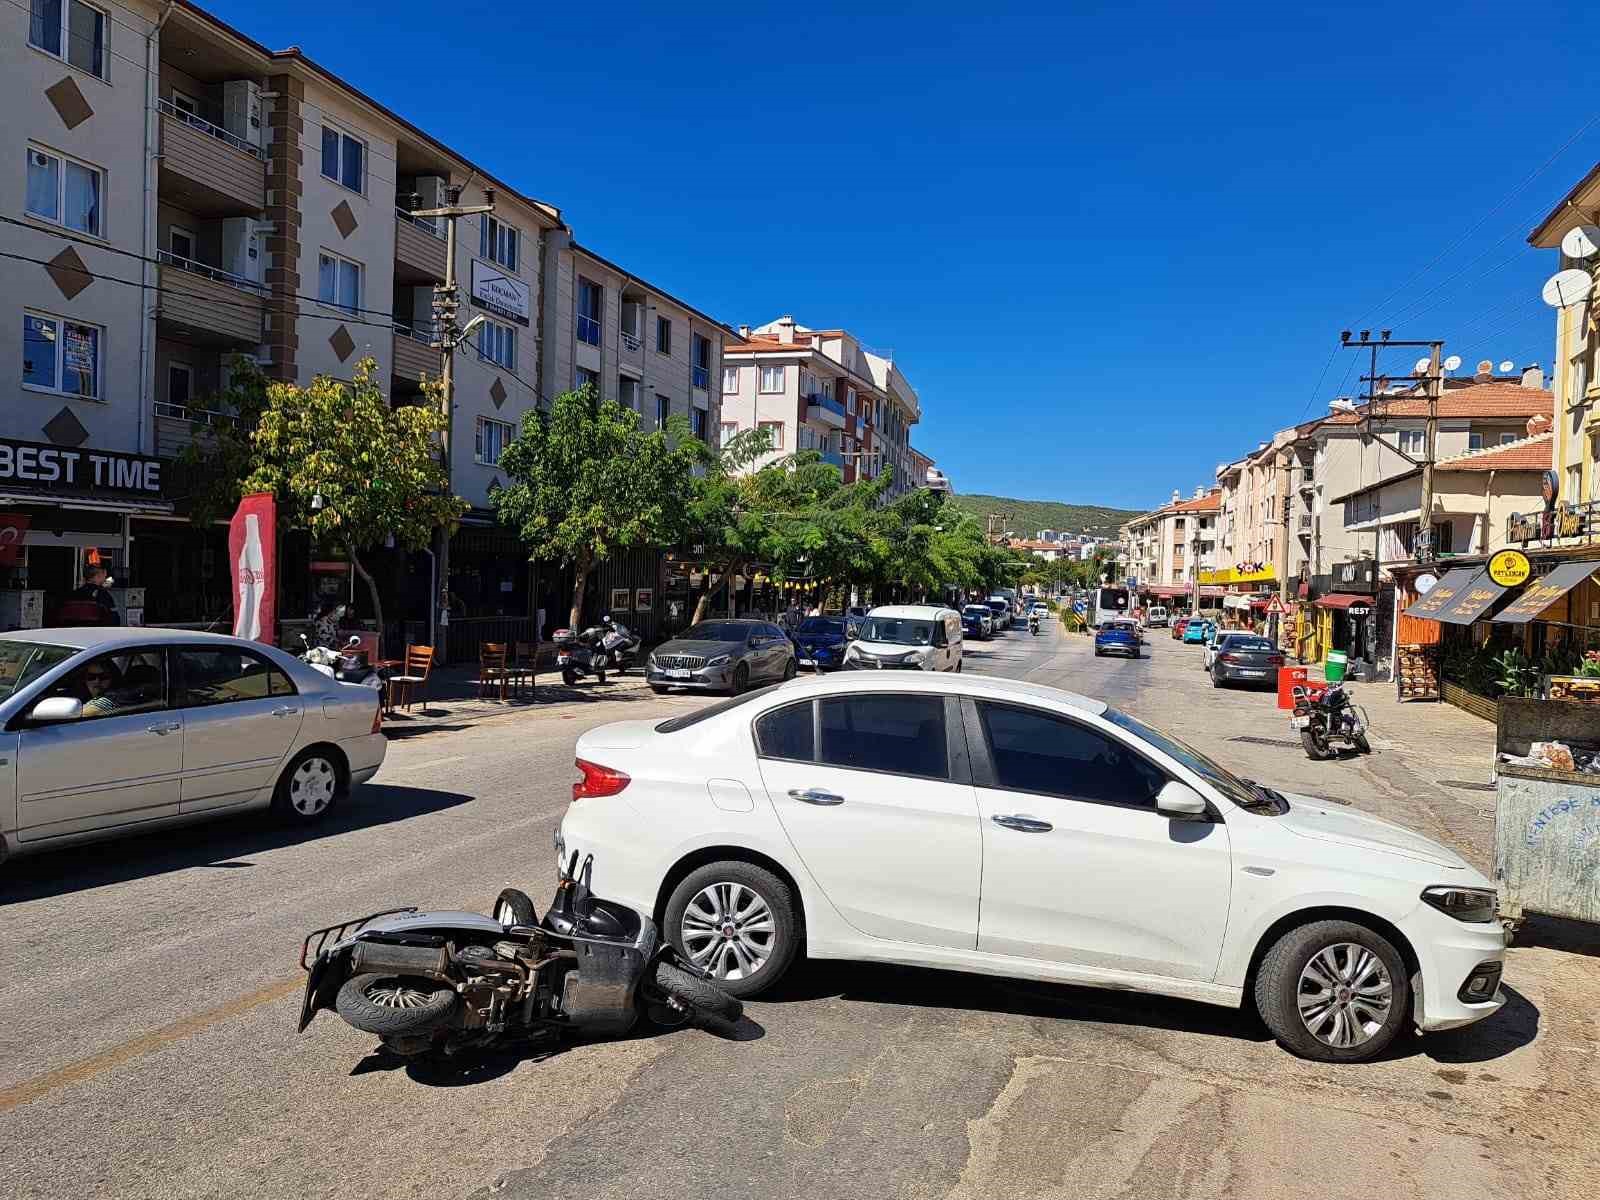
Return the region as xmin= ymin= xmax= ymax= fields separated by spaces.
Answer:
xmin=1277 ymin=666 xmax=1307 ymax=710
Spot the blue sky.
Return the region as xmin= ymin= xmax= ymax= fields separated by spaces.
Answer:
xmin=210 ymin=0 xmax=1596 ymax=511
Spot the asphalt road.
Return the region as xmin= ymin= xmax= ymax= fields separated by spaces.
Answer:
xmin=1 ymin=621 xmax=1594 ymax=1199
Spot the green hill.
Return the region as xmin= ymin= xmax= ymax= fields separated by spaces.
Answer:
xmin=941 ymin=493 xmax=1139 ymax=540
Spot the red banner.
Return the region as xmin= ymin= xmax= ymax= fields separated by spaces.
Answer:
xmin=229 ymin=493 xmax=276 ymax=643
xmin=0 ymin=513 xmax=28 ymax=566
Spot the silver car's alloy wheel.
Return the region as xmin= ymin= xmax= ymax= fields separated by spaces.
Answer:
xmin=363 ymin=980 xmax=437 ymax=1009
xmin=289 ymin=755 xmax=338 ymax=816
xmin=680 ymin=882 xmax=775 ymax=980
xmin=1297 ymin=943 xmax=1393 ymax=1048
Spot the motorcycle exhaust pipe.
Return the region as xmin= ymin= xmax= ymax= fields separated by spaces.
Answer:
xmin=350 ymin=940 xmax=453 ymax=981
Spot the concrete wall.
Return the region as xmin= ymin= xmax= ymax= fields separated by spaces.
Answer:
xmin=1 ymin=0 xmax=161 ymax=454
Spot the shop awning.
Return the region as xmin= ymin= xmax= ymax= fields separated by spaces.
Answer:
xmin=1249 ymin=597 xmax=1271 ymax=610
xmin=1316 ymin=593 xmax=1374 ymax=611
xmin=0 ymin=490 xmax=174 ymax=515
xmin=1401 ymin=567 xmax=1480 ymax=622
xmin=1144 ymin=584 xmax=1225 ymax=598
xmin=1493 ymin=561 xmax=1599 ymax=625
xmin=1431 ymin=569 xmax=1507 ymax=626
xmin=1222 ymin=594 xmax=1251 ymax=609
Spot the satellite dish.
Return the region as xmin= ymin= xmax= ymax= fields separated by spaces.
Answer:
xmin=1498 ymin=360 xmax=1515 ymax=373
xmin=1329 ymin=398 xmax=1357 ymax=413
xmin=1413 ymin=357 xmax=1430 ymax=374
xmin=1542 ymin=268 xmax=1594 ymax=309
xmin=1443 ymin=355 xmax=1462 ymax=372
xmin=1561 ymin=225 xmax=1600 ymax=259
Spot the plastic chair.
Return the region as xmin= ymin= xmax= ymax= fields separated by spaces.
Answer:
xmin=388 ymin=645 xmax=434 ymax=712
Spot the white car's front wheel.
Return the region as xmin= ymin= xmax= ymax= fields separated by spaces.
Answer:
xmin=664 ymin=861 xmax=799 ymax=999
xmin=1254 ymin=919 xmax=1410 ymax=1062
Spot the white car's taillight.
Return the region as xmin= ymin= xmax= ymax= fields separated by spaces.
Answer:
xmin=572 ymin=758 xmax=630 ymax=801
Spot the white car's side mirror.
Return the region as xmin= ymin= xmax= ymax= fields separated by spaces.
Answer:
xmin=30 ymin=696 xmax=84 ymax=724
xmin=1156 ymin=780 xmax=1209 ymax=820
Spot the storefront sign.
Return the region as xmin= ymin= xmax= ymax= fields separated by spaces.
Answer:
xmin=1488 ymin=550 xmax=1532 ymax=587
xmin=1199 ymin=563 xmax=1276 ymax=586
xmin=0 ymin=437 xmax=163 ymax=497
xmin=229 ymin=493 xmax=276 ymax=644
xmin=470 ymin=259 xmax=531 ymax=326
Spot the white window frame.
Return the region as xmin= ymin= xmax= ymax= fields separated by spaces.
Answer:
xmin=656 ymin=393 xmax=671 ymax=427
xmin=720 ymin=420 xmax=738 ymax=442
xmin=480 ymin=215 xmax=519 ymax=271
xmin=1500 ymin=432 xmax=1518 ymax=446
xmin=168 ymin=223 xmax=196 ymax=262
xmin=476 ymin=415 xmax=515 ymax=466
xmin=28 ymin=0 xmax=108 ymax=80
xmin=618 ymin=375 xmax=639 ymax=411
xmin=760 ymin=365 xmax=785 ymax=393
xmin=722 ymin=365 xmax=740 ymax=394
xmin=1397 ymin=429 xmax=1424 ymax=457
xmin=575 ymin=366 xmax=597 ymax=392
xmin=317 ymin=250 xmax=363 ymax=314
xmin=576 ymin=277 xmax=602 ymax=347
xmin=846 ymin=386 xmax=856 ymax=414
xmin=171 ymin=89 xmax=201 ymax=117
xmin=1468 ymin=432 xmax=1484 ymax=451
xmin=760 ymin=420 xmax=785 ymax=449
xmin=25 ymin=143 xmax=105 ymax=238
xmin=477 ymin=318 xmax=516 ymax=370
xmin=22 ymin=309 xmax=102 ymax=400
xmin=319 ymin=123 xmax=367 ymax=195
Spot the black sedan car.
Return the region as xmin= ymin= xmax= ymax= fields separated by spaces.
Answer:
xmin=1210 ymin=633 xmax=1285 ymax=688
xmin=647 ymin=619 xmax=797 ymax=695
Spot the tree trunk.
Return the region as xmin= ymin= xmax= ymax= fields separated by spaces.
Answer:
xmin=349 ymin=544 xmax=384 ymax=652
xmin=568 ymin=551 xmax=592 ymax=631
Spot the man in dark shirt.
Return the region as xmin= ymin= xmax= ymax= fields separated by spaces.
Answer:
xmin=72 ymin=565 xmax=121 ymax=626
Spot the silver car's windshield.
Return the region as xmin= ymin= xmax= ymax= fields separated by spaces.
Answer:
xmin=1104 ymin=706 xmax=1282 ymax=813
xmin=861 ymin=617 xmax=934 ymax=645
xmin=0 ymin=639 xmax=78 ymax=700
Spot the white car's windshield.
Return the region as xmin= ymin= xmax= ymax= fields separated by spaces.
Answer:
xmin=0 ymin=639 xmax=77 ymax=700
xmin=861 ymin=617 xmax=935 ymax=645
xmin=1104 ymin=707 xmax=1283 ymax=813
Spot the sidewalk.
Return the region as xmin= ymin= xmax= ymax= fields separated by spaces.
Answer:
xmin=379 ymin=662 xmax=674 ymax=737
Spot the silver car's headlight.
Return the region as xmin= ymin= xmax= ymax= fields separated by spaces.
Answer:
xmin=1420 ymin=885 xmax=1498 ymax=924
xmin=705 ymin=654 xmax=731 ymax=668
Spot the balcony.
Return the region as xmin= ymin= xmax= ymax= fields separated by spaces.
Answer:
xmin=820 ymin=449 xmax=845 ymax=468
xmin=156 ymin=100 xmax=265 ymax=216
xmin=693 ymin=366 xmax=711 ymax=391
xmin=620 ymin=330 xmax=642 ymax=353
xmin=1297 ymin=514 xmax=1313 ymax=535
xmin=806 ymin=393 xmax=846 ymax=428
xmin=392 ymin=322 xmax=441 ymax=384
xmin=155 ymin=253 xmax=264 ymax=347
xmin=153 ymin=402 xmax=235 ymax=458
xmin=394 ymin=208 xmax=447 ymax=285
xmin=576 ymin=314 xmax=602 ymax=347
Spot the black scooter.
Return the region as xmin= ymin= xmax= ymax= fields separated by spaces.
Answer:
xmin=1290 ymin=683 xmax=1372 ymax=759
xmin=298 ymin=853 xmax=741 ymax=1060
xmin=552 ymin=618 xmax=641 ymax=687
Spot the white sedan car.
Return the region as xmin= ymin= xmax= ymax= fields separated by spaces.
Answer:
xmin=0 ymin=627 xmax=387 ymax=863
xmin=559 ymin=672 xmax=1505 ymax=1062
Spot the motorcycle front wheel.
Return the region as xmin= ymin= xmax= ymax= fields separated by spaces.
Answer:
xmin=1301 ymin=724 xmax=1331 ymax=760
xmin=1353 ymin=730 xmax=1372 ymax=754
xmin=651 ymin=961 xmax=742 ymax=1035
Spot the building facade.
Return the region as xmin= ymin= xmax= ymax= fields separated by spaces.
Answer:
xmin=1120 ymin=487 xmax=1220 ymax=599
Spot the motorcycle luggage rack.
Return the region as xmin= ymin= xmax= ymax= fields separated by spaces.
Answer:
xmin=299 ymin=908 xmax=418 ymax=970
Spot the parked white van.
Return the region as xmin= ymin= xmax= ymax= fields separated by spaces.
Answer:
xmin=843 ymin=605 xmax=963 ymax=673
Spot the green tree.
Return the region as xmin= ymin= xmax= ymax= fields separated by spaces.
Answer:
xmin=494 ymin=385 xmax=700 ymax=629
xmin=238 ymin=358 xmax=465 ymax=639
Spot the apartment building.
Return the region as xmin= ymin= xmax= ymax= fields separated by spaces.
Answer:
xmin=720 ymin=316 xmax=922 ymax=497
xmin=1120 ymin=487 xmax=1220 ymax=598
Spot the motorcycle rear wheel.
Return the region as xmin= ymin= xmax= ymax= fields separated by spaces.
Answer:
xmin=1301 ymin=725 xmax=1331 ymax=761
xmin=651 ymin=961 xmax=743 ymax=1035
xmin=1353 ymin=731 xmax=1372 ymax=754
xmin=561 ymin=667 xmax=579 ymax=687
xmin=336 ymin=972 xmax=457 ymax=1036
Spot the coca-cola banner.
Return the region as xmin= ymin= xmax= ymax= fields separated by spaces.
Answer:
xmin=229 ymin=493 xmax=276 ymax=643
xmin=0 ymin=512 xmax=28 ymax=566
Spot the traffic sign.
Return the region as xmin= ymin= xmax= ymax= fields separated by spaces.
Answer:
xmin=1264 ymin=595 xmax=1286 ymax=616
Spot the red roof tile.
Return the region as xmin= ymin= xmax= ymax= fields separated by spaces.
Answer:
xmin=1437 ymin=432 xmax=1553 ymax=472
xmin=1323 ymin=380 xmax=1552 ymax=425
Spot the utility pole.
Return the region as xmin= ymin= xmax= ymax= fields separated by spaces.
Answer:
xmin=407 ymin=184 xmax=496 ymax=660
xmin=1417 ymin=341 xmax=1444 ymax=562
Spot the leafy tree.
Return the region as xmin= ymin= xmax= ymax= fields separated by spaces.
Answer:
xmin=494 ymin=385 xmax=700 ymax=629
xmin=238 ymin=358 xmax=465 ymax=638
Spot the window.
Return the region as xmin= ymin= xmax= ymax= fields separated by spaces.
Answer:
xmin=691 ymin=406 xmax=708 ymax=442
xmin=758 ymin=420 xmax=784 ymax=449
xmin=477 ymin=319 xmax=516 ymax=369
xmin=174 ymin=648 xmax=294 ymax=706
xmin=23 ymin=311 xmax=100 ymax=399
xmin=476 ymin=415 xmax=514 ymax=465
xmin=317 ymin=252 xmax=362 ymax=314
xmin=1570 ymin=464 xmax=1584 ymax=507
xmin=655 ymin=315 xmax=672 ymax=355
xmin=30 ymin=0 xmax=106 ymax=78
xmin=51 ymin=652 xmax=166 ymax=722
xmin=1397 ymin=429 xmax=1424 ymax=456
xmin=575 ymin=367 xmax=597 ymax=392
xmin=1432 ymin=521 xmax=1454 ymax=555
xmin=26 ymin=145 xmax=103 ymax=237
xmin=167 ymin=362 xmax=193 ymax=409
xmin=620 ymin=299 xmax=642 ymax=342
xmin=846 ymin=387 xmax=856 ymax=414
xmin=977 ymin=702 xmax=1167 ymax=809
xmin=759 ymin=365 xmax=784 ymax=393
xmin=1500 ymin=432 xmax=1518 ymax=445
xmin=656 ymin=394 xmax=671 ymax=427
xmin=618 ymin=376 xmax=639 ymax=411
xmin=692 ymin=333 xmax=711 ymax=389
xmin=480 ymin=216 xmax=519 ymax=271
xmin=721 ymin=420 xmax=738 ymax=442
xmin=1468 ymin=432 xmax=1483 ymax=451
xmin=320 ymin=125 xmax=366 ymax=193
xmin=818 ymin=694 xmax=947 ymax=780
xmin=722 ymin=365 xmax=740 ymax=394
xmin=171 ymin=90 xmax=200 ymax=117
xmin=168 ymin=224 xmax=195 ymax=262
xmin=755 ymin=700 xmax=814 ymax=761
xmin=576 ymin=277 xmax=601 ymax=347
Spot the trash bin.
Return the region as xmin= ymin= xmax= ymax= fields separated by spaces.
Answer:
xmin=1325 ymin=650 xmax=1348 ymax=683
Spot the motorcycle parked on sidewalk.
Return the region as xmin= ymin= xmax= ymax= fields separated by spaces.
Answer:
xmin=552 ymin=616 xmax=641 ymax=687
xmin=1289 ymin=682 xmax=1372 ymax=759
xmin=298 ymin=852 xmax=743 ymax=1061
xmin=299 ymin=634 xmax=386 ymax=692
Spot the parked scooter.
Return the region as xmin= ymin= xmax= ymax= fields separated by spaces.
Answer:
xmin=1289 ymin=682 xmax=1372 ymax=759
xmin=298 ymin=852 xmax=742 ymax=1060
xmin=299 ymin=634 xmax=385 ymax=692
xmin=552 ymin=615 xmax=640 ymax=687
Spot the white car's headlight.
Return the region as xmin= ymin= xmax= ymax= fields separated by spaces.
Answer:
xmin=1420 ymin=885 xmax=1498 ymax=924
xmin=705 ymin=654 xmax=731 ymax=668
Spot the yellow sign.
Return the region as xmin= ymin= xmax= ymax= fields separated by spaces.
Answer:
xmin=1488 ymin=550 xmax=1532 ymax=588
xmin=1198 ymin=564 xmax=1277 ymax=586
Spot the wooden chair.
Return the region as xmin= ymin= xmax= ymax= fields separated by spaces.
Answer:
xmin=511 ymin=640 xmax=539 ymax=697
xmin=388 ymin=644 xmax=434 ymax=712
xmin=479 ymin=642 xmax=513 ymax=701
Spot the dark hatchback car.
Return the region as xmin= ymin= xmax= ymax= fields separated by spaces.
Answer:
xmin=1210 ymin=633 xmax=1285 ymax=688
xmin=648 ymin=619 xmax=796 ymax=695
xmin=792 ymin=615 xmax=853 ymax=672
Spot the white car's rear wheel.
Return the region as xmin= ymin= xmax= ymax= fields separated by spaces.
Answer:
xmin=664 ymin=861 xmax=799 ymax=998
xmin=273 ymin=749 xmax=342 ymax=822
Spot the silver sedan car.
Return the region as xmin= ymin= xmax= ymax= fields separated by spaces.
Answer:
xmin=0 ymin=627 xmax=387 ymax=864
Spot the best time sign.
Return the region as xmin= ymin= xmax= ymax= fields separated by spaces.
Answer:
xmin=0 ymin=437 xmax=164 ymax=497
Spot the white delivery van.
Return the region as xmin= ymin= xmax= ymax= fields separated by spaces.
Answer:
xmin=843 ymin=605 xmax=963 ymax=672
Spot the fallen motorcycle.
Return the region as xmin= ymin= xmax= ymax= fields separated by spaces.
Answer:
xmin=298 ymin=853 xmax=742 ymax=1059
xmin=1289 ymin=682 xmax=1372 ymax=760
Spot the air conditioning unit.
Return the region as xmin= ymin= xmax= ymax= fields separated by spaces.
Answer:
xmin=221 ymin=79 xmax=262 ymax=147
xmin=220 ymin=217 xmax=261 ymax=283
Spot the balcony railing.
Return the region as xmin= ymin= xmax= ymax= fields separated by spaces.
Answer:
xmin=157 ymin=248 xmax=264 ymax=293
xmin=576 ymin=314 xmax=601 ymax=346
xmin=156 ymin=97 xmax=261 ymax=159
xmin=395 ymin=206 xmax=447 ymax=241
xmin=806 ymin=393 xmax=846 ymax=419
xmin=620 ymin=330 xmax=641 ymax=352
xmin=692 ymin=365 xmax=711 ymax=390
xmin=1298 ymin=514 xmax=1313 ymax=532
xmin=820 ymin=449 xmax=844 ymax=468
xmin=154 ymin=401 xmax=236 ymax=425
xmin=395 ymin=320 xmax=439 ymax=346
xmin=1506 ymin=500 xmax=1600 ymax=545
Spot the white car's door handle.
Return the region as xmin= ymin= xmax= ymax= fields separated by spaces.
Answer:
xmin=992 ymin=813 xmax=1052 ymax=833
xmin=788 ymin=788 xmax=844 ymax=806
xmin=271 ymin=706 xmax=300 ymax=717
xmin=145 ymin=721 xmax=181 ymax=735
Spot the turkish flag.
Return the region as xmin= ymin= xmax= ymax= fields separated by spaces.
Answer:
xmin=0 ymin=513 xmax=28 ymax=566
xmin=229 ymin=493 xmax=276 ymax=643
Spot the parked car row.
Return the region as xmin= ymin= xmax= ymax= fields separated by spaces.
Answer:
xmin=1166 ymin=616 xmax=1287 ymax=690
